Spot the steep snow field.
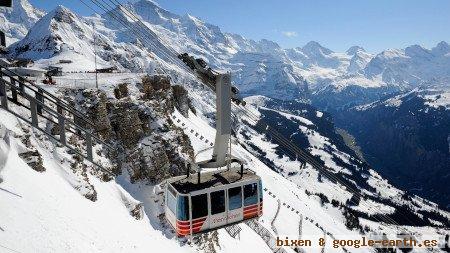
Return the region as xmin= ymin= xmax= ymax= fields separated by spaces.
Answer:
xmin=0 ymin=111 xmax=189 ymax=253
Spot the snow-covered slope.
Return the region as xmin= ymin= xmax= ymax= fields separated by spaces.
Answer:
xmin=0 ymin=0 xmax=44 ymax=45
xmin=1 ymin=1 xmax=450 ymax=252
xmin=0 ymin=112 xmax=188 ymax=253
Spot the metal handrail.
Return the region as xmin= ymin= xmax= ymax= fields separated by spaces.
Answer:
xmin=0 ymin=69 xmax=115 ymax=175
xmin=0 ymin=67 xmax=96 ymax=128
xmin=0 ymin=68 xmax=113 ymax=150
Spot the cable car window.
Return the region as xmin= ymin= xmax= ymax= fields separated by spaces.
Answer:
xmin=258 ymin=180 xmax=263 ymax=202
xmin=167 ymin=190 xmax=177 ymax=215
xmin=228 ymin=186 xmax=242 ymax=210
xmin=177 ymin=195 xmax=189 ymax=221
xmin=191 ymin=194 xmax=208 ymax=219
xmin=210 ymin=190 xmax=225 ymax=215
xmin=244 ymin=183 xmax=258 ymax=206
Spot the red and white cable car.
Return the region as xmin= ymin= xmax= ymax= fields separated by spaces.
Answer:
xmin=165 ymin=168 xmax=263 ymax=237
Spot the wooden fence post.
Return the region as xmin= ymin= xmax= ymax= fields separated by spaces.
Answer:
xmin=10 ymin=78 xmax=17 ymax=103
xmin=18 ymin=76 xmax=24 ymax=94
xmin=36 ymin=88 xmax=44 ymax=115
xmin=29 ymin=97 xmax=38 ymax=127
xmin=0 ymin=78 xmax=7 ymax=110
xmin=86 ymin=131 xmax=93 ymax=161
xmin=58 ymin=114 xmax=66 ymax=145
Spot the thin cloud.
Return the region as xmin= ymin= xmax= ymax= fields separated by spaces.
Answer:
xmin=282 ymin=31 xmax=298 ymax=38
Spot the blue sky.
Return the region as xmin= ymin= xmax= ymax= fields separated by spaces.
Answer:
xmin=29 ymin=0 xmax=450 ymax=53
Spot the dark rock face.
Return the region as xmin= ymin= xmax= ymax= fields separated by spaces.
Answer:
xmin=19 ymin=150 xmax=45 ymax=172
xmin=142 ymin=74 xmax=171 ymax=99
xmin=130 ymin=203 xmax=144 ymax=220
xmin=69 ymin=75 xmax=195 ymax=184
xmin=69 ymin=153 xmax=98 ymax=202
xmin=110 ymin=102 xmax=145 ymax=148
xmin=128 ymin=140 xmax=171 ymax=183
xmin=75 ymin=90 xmax=113 ymax=140
xmin=114 ymin=83 xmax=129 ymax=99
xmin=172 ymin=85 xmax=195 ymax=117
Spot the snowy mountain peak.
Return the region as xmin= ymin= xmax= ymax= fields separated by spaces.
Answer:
xmin=378 ymin=48 xmax=406 ymax=59
xmin=9 ymin=4 xmax=92 ymax=60
xmin=257 ymin=39 xmax=282 ymax=52
xmin=127 ymin=0 xmax=178 ymax=26
xmin=49 ymin=5 xmax=78 ymax=23
xmin=404 ymin=44 xmax=432 ymax=58
xmin=0 ymin=0 xmax=44 ymax=22
xmin=302 ymin=41 xmax=333 ymax=55
xmin=346 ymin=45 xmax=365 ymax=55
xmin=0 ymin=0 xmax=45 ymax=44
xmin=432 ymin=40 xmax=450 ymax=56
xmin=136 ymin=0 xmax=161 ymax=8
xmin=185 ymin=14 xmax=203 ymax=24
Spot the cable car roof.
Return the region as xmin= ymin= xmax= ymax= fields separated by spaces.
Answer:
xmin=168 ymin=168 xmax=260 ymax=194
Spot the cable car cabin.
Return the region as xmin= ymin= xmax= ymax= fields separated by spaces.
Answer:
xmin=165 ymin=168 xmax=263 ymax=237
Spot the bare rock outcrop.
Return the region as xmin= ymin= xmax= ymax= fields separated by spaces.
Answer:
xmin=114 ymin=83 xmax=129 ymax=99
xmin=110 ymin=102 xmax=145 ymax=148
xmin=68 ymin=74 xmax=196 ymax=184
xmin=74 ymin=89 xmax=113 ymax=140
xmin=172 ymin=85 xmax=195 ymax=117
xmin=19 ymin=150 xmax=45 ymax=172
xmin=142 ymin=74 xmax=171 ymax=99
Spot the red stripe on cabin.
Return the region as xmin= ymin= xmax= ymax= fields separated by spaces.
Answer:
xmin=177 ymin=230 xmax=191 ymax=236
xmin=244 ymin=203 xmax=258 ymax=209
xmin=192 ymin=218 xmax=206 ymax=224
xmin=244 ymin=206 xmax=258 ymax=213
xmin=192 ymin=222 xmax=204 ymax=229
xmin=244 ymin=212 xmax=258 ymax=219
xmin=244 ymin=208 xmax=258 ymax=214
xmin=177 ymin=226 xmax=202 ymax=235
xmin=177 ymin=224 xmax=205 ymax=236
xmin=245 ymin=209 xmax=258 ymax=214
xmin=244 ymin=213 xmax=258 ymax=218
xmin=193 ymin=217 xmax=207 ymax=222
xmin=177 ymin=228 xmax=191 ymax=233
xmin=244 ymin=204 xmax=259 ymax=209
xmin=177 ymin=224 xmax=190 ymax=229
xmin=176 ymin=220 xmax=190 ymax=225
xmin=192 ymin=227 xmax=202 ymax=233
